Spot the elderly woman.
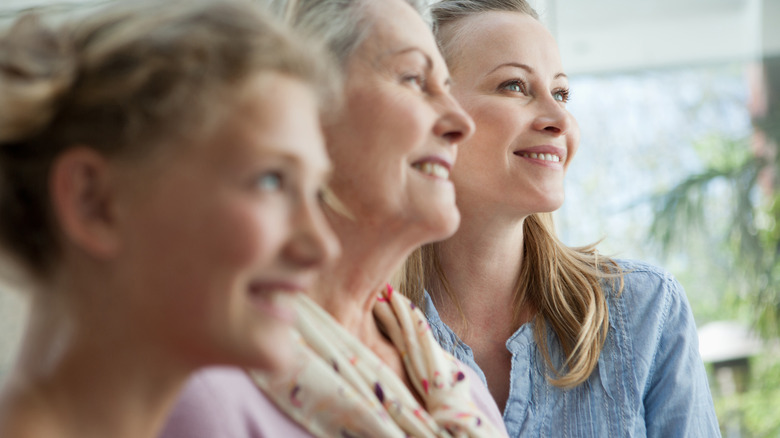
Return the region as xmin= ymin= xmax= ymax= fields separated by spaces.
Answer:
xmin=161 ymin=0 xmax=507 ymax=437
xmin=403 ymin=0 xmax=721 ymax=436
xmin=0 ymin=1 xmax=338 ymax=437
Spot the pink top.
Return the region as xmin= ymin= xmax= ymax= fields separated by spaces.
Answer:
xmin=160 ymin=365 xmax=507 ymax=438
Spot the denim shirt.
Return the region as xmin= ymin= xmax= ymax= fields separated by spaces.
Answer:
xmin=422 ymin=259 xmax=721 ymax=437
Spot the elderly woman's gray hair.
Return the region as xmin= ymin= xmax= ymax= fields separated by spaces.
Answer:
xmin=265 ymin=0 xmax=428 ymax=67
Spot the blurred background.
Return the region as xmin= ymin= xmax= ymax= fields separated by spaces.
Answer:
xmin=541 ymin=1 xmax=780 ymax=436
xmin=1 ymin=0 xmax=779 ymax=436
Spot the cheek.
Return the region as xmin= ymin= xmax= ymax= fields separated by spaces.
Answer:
xmin=564 ymin=136 xmax=579 ymax=171
xmin=202 ymin=201 xmax=283 ymax=270
xmin=329 ymin=94 xmax=433 ymax=203
xmin=454 ymin=143 xmax=493 ymax=179
xmin=345 ymin=89 xmax=433 ymax=156
xmin=460 ymin=108 xmax=519 ymax=170
xmin=390 ymin=98 xmax=433 ymax=147
xmin=452 ymin=107 xmax=523 ymax=197
xmin=467 ymin=101 xmax=522 ymax=149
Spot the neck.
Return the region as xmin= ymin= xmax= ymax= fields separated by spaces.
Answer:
xmin=313 ymin=212 xmax=419 ymax=344
xmin=432 ymin=211 xmax=529 ymax=337
xmin=0 ymin=280 xmax=189 ymax=438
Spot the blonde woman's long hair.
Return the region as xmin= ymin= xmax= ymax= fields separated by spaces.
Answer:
xmin=401 ymin=0 xmax=623 ymax=389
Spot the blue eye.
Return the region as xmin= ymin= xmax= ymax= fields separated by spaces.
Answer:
xmin=500 ymin=80 xmax=527 ymax=94
xmin=553 ymin=88 xmax=570 ymax=103
xmin=257 ymin=172 xmax=282 ymax=191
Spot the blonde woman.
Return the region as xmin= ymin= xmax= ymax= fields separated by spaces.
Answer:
xmin=0 ymin=1 xmax=339 ymax=436
xmin=402 ymin=0 xmax=721 ymax=436
xmin=161 ymin=0 xmax=508 ymax=437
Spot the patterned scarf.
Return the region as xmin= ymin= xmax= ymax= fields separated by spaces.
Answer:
xmin=249 ymin=285 xmax=503 ymax=438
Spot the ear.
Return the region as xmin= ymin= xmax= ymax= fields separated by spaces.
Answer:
xmin=50 ymin=147 xmax=121 ymax=259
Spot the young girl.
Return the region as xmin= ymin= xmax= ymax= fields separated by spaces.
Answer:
xmin=0 ymin=1 xmax=338 ymax=436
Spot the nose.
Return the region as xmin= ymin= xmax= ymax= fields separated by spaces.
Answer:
xmin=284 ymin=198 xmax=341 ymax=270
xmin=531 ymin=95 xmax=571 ymax=136
xmin=433 ymin=93 xmax=475 ymax=145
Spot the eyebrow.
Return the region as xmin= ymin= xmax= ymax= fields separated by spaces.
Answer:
xmin=381 ymin=46 xmax=454 ymax=87
xmin=256 ymin=145 xmax=305 ymax=166
xmin=266 ymin=147 xmax=332 ymax=179
xmin=390 ymin=47 xmax=433 ymax=70
xmin=486 ymin=62 xmax=568 ymax=80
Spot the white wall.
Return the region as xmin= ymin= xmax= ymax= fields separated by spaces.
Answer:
xmin=548 ymin=0 xmax=774 ymax=75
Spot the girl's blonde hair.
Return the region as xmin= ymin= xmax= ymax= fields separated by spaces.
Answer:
xmin=402 ymin=0 xmax=623 ymax=389
xmin=0 ymin=0 xmax=337 ymax=276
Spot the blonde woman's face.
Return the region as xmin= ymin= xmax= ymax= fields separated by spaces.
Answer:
xmin=446 ymin=11 xmax=580 ymax=220
xmin=324 ymin=0 xmax=474 ymax=244
xmin=114 ymin=73 xmax=339 ymax=371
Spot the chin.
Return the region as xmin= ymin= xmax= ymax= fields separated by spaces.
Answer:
xmin=226 ymin=323 xmax=297 ymax=372
xmin=525 ymin=191 xmax=565 ymax=214
xmin=440 ymin=208 xmax=461 ymax=239
xmin=546 ymin=196 xmax=566 ymax=213
xmin=251 ymin=346 xmax=296 ymax=373
xmin=420 ymin=204 xmax=461 ymax=244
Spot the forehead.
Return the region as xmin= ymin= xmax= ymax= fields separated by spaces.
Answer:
xmin=356 ymin=0 xmax=439 ymax=62
xmin=207 ymin=73 xmax=328 ymax=166
xmin=450 ymin=11 xmax=563 ymax=76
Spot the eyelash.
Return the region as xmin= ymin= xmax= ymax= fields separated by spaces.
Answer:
xmin=401 ymin=72 xmax=427 ymax=90
xmin=500 ymin=80 xmax=571 ymax=103
xmin=256 ymin=171 xmax=283 ymax=192
xmin=500 ymin=79 xmax=527 ymax=94
xmin=553 ymin=88 xmax=570 ymax=103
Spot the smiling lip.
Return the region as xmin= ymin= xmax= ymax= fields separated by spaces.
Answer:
xmin=513 ymin=145 xmax=566 ymax=165
xmin=411 ymin=156 xmax=454 ymax=180
xmin=247 ymin=281 xmax=305 ymax=322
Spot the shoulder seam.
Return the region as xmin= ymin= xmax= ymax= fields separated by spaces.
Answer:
xmin=641 ymin=274 xmax=675 ymax=397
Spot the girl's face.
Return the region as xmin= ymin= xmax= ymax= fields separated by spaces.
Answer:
xmin=445 ymin=11 xmax=579 ymax=221
xmin=324 ymin=0 xmax=474 ymax=244
xmin=115 ymin=73 xmax=339 ymax=371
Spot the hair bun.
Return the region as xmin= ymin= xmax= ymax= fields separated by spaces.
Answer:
xmin=0 ymin=14 xmax=76 ymax=144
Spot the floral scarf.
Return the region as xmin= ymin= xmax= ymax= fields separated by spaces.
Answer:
xmin=249 ymin=285 xmax=503 ymax=438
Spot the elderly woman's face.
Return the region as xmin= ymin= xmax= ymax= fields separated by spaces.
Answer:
xmin=325 ymin=0 xmax=474 ymax=242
